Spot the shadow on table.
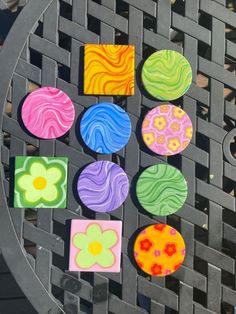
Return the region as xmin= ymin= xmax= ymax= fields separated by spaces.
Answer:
xmin=0 ymin=6 xmax=22 ymax=44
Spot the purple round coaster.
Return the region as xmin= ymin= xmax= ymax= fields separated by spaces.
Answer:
xmin=77 ymin=161 xmax=129 ymax=213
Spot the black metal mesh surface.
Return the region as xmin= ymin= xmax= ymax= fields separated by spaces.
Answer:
xmin=1 ymin=0 xmax=236 ymax=313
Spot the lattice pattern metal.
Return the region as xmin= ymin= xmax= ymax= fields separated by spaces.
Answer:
xmin=1 ymin=0 xmax=236 ymax=313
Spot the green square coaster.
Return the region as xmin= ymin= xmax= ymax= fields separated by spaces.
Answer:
xmin=14 ymin=156 xmax=68 ymax=208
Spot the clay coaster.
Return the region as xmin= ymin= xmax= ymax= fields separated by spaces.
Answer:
xmin=77 ymin=161 xmax=129 ymax=212
xmin=142 ymin=104 xmax=193 ymax=156
xmin=84 ymin=44 xmax=135 ymax=95
xmin=69 ymin=220 xmax=122 ymax=272
xmin=14 ymin=156 xmax=68 ymax=208
xmin=134 ymin=224 xmax=185 ymax=276
xmin=136 ymin=164 xmax=188 ymax=216
xmin=21 ymin=87 xmax=75 ymax=139
xmin=142 ymin=50 xmax=192 ymax=101
xmin=80 ymin=103 xmax=131 ymax=154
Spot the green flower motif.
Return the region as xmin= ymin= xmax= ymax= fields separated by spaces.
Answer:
xmin=73 ymin=223 xmax=118 ymax=269
xmin=14 ymin=157 xmax=68 ymax=208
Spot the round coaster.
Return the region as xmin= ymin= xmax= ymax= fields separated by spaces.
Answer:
xmin=142 ymin=104 xmax=193 ymax=156
xmin=142 ymin=50 xmax=192 ymax=101
xmin=134 ymin=224 xmax=185 ymax=276
xmin=80 ymin=103 xmax=131 ymax=154
xmin=22 ymin=87 xmax=75 ymax=139
xmin=136 ymin=164 xmax=188 ymax=216
xmin=77 ymin=161 xmax=129 ymax=212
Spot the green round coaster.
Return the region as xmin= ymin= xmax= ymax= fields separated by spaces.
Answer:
xmin=136 ymin=164 xmax=188 ymax=216
xmin=142 ymin=50 xmax=192 ymax=101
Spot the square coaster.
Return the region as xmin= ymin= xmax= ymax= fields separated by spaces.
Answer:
xmin=14 ymin=156 xmax=68 ymax=208
xmin=84 ymin=44 xmax=135 ymax=95
xmin=69 ymin=220 xmax=122 ymax=272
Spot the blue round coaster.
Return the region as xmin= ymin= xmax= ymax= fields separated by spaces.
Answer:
xmin=80 ymin=103 xmax=131 ymax=154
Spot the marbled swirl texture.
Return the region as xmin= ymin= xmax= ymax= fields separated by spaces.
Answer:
xmin=80 ymin=103 xmax=131 ymax=154
xmin=84 ymin=44 xmax=135 ymax=95
xmin=77 ymin=161 xmax=129 ymax=212
xmin=22 ymin=87 xmax=75 ymax=139
xmin=136 ymin=164 xmax=188 ymax=216
xmin=142 ymin=50 xmax=192 ymax=101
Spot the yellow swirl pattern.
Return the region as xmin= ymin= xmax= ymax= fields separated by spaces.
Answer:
xmin=84 ymin=44 xmax=135 ymax=95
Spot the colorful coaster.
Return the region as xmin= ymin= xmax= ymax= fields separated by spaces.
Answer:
xmin=69 ymin=220 xmax=122 ymax=272
xmin=136 ymin=164 xmax=188 ymax=216
xmin=142 ymin=104 xmax=193 ymax=156
xmin=80 ymin=103 xmax=131 ymax=154
xmin=142 ymin=50 xmax=192 ymax=101
xmin=84 ymin=44 xmax=135 ymax=95
xmin=77 ymin=161 xmax=129 ymax=212
xmin=21 ymin=87 xmax=75 ymax=139
xmin=134 ymin=224 xmax=185 ymax=276
xmin=14 ymin=156 xmax=68 ymax=208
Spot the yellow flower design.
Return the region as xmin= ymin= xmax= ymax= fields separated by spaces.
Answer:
xmin=182 ymin=141 xmax=190 ymax=150
xmin=142 ymin=118 xmax=150 ymax=128
xmin=167 ymin=138 xmax=181 ymax=152
xmin=159 ymin=105 xmax=169 ymax=113
xmin=153 ymin=116 xmax=167 ymax=131
xmin=157 ymin=135 xmax=165 ymax=144
xmin=173 ymin=107 xmax=186 ymax=119
xmin=185 ymin=127 xmax=193 ymax=139
xmin=170 ymin=122 xmax=180 ymax=132
xmin=143 ymin=132 xmax=155 ymax=146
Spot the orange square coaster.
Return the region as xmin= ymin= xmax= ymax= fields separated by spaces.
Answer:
xmin=84 ymin=44 xmax=135 ymax=95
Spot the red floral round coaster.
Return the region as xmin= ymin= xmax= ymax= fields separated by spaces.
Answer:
xmin=134 ymin=224 xmax=185 ymax=276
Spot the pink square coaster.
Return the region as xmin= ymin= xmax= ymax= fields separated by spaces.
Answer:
xmin=69 ymin=220 xmax=122 ymax=272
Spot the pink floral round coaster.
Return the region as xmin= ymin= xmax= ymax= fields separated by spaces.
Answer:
xmin=141 ymin=104 xmax=193 ymax=156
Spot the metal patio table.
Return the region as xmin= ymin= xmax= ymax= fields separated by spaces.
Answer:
xmin=0 ymin=0 xmax=236 ymax=313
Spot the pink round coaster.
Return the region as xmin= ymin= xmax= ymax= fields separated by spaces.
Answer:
xmin=21 ymin=87 xmax=75 ymax=139
xmin=142 ymin=104 xmax=193 ymax=156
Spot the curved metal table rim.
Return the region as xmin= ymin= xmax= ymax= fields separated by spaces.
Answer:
xmin=0 ymin=0 xmax=65 ymax=313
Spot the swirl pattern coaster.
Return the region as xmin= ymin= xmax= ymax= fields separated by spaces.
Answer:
xmin=77 ymin=161 xmax=129 ymax=212
xmin=21 ymin=87 xmax=75 ymax=139
xmin=80 ymin=103 xmax=131 ymax=154
xmin=84 ymin=44 xmax=135 ymax=95
xmin=142 ymin=104 xmax=193 ymax=156
xmin=134 ymin=224 xmax=185 ymax=276
xmin=69 ymin=220 xmax=122 ymax=272
xmin=142 ymin=50 xmax=192 ymax=101
xmin=136 ymin=164 xmax=188 ymax=216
